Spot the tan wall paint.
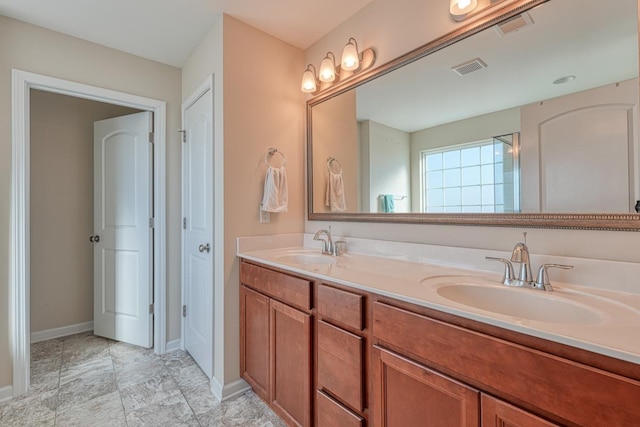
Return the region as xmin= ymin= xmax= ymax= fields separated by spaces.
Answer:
xmin=0 ymin=15 xmax=182 ymax=388
xmin=304 ymin=0 xmax=640 ymax=264
xmin=30 ymin=90 xmax=139 ymax=333
xmin=222 ymin=15 xmax=305 ymax=383
xmin=182 ymin=14 xmax=304 ymax=386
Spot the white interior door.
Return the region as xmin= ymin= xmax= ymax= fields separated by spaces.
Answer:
xmin=182 ymin=87 xmax=213 ymax=377
xmin=93 ymin=111 xmax=153 ymax=348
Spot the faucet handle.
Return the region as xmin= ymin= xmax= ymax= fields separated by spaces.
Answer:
xmin=486 ymin=257 xmax=514 ymax=285
xmin=534 ymin=264 xmax=573 ymax=291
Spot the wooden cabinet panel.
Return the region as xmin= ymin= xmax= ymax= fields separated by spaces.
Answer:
xmin=317 ymin=320 xmax=364 ymax=412
xmin=317 ymin=390 xmax=364 ymax=427
xmin=241 ymin=262 xmax=312 ymax=311
xmin=271 ymin=299 xmax=312 ymax=427
xmin=372 ymin=302 xmax=640 ymax=426
xmin=240 ymin=286 xmax=270 ymax=401
xmin=317 ymin=284 xmax=364 ymax=331
xmin=373 ymin=346 xmax=479 ymax=427
xmin=481 ymin=394 xmax=559 ymax=427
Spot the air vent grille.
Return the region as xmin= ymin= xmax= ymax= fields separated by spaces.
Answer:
xmin=494 ymin=12 xmax=534 ymax=37
xmin=452 ymin=58 xmax=487 ymax=76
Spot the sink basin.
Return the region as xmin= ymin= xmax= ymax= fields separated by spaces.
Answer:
xmin=436 ymin=284 xmax=603 ymax=324
xmin=276 ymin=253 xmax=336 ymax=265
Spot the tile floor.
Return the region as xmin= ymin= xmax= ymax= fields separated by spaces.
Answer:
xmin=0 ymin=332 xmax=286 ymax=426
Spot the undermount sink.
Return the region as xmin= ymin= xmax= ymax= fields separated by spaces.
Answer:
xmin=276 ymin=253 xmax=337 ymax=265
xmin=436 ymin=283 xmax=604 ymax=324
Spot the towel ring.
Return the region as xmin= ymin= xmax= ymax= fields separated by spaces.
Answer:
xmin=265 ymin=147 xmax=286 ymax=167
xmin=327 ymin=157 xmax=343 ymax=174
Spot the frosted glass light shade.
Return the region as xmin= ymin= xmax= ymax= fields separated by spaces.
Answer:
xmin=301 ymin=67 xmax=317 ymax=93
xmin=319 ymin=54 xmax=336 ymax=82
xmin=341 ymin=39 xmax=360 ymax=71
xmin=450 ymin=0 xmax=478 ymax=20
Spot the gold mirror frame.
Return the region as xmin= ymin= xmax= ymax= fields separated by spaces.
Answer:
xmin=307 ymin=0 xmax=640 ymax=231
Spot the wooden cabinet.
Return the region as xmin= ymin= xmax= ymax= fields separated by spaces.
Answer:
xmin=240 ymin=262 xmax=313 ymax=427
xmin=240 ymin=286 xmax=270 ymax=401
xmin=240 ymin=259 xmax=640 ymax=427
xmin=316 ymin=284 xmax=367 ymax=426
xmin=481 ymin=394 xmax=559 ymax=427
xmin=271 ymin=299 xmax=312 ymax=427
xmin=372 ymin=346 xmax=479 ymax=427
xmin=372 ymin=301 xmax=640 ymax=426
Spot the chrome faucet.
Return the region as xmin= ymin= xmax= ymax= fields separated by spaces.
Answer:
xmin=313 ymin=227 xmax=334 ymax=255
xmin=510 ymin=233 xmax=533 ymax=286
xmin=486 ymin=232 xmax=573 ymax=291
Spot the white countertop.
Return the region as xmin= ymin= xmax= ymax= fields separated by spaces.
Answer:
xmin=237 ymin=234 xmax=640 ymax=365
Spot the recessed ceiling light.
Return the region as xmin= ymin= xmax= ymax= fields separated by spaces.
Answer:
xmin=553 ymin=75 xmax=576 ymax=84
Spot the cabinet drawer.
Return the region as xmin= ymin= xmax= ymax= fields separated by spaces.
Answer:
xmin=372 ymin=302 xmax=640 ymax=426
xmin=317 ymin=320 xmax=364 ymax=412
xmin=317 ymin=390 xmax=363 ymax=427
xmin=317 ymin=284 xmax=363 ymax=331
xmin=240 ymin=262 xmax=312 ymax=311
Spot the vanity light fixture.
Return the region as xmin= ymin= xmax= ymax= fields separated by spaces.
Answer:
xmin=450 ymin=0 xmax=478 ymax=21
xmin=341 ymin=38 xmax=360 ymax=71
xmin=301 ymin=64 xmax=319 ymax=93
xmin=450 ymin=0 xmax=510 ymax=22
xmin=300 ymin=38 xmax=376 ymax=95
xmin=319 ymin=52 xmax=338 ymax=82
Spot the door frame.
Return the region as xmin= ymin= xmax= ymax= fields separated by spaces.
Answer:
xmin=10 ymin=69 xmax=167 ymax=397
xmin=180 ymin=75 xmax=214 ymax=372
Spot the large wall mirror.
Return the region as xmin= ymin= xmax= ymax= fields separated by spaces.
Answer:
xmin=307 ymin=0 xmax=640 ymax=230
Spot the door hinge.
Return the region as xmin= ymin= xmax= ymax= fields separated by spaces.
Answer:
xmin=178 ymin=129 xmax=186 ymax=143
xmin=149 ymin=132 xmax=154 ymax=143
xmin=183 ymin=217 xmax=187 ymax=230
xmin=149 ymin=217 xmax=155 ymax=228
xmin=149 ymin=303 xmax=154 ymax=315
xmin=182 ymin=305 xmax=187 ymax=317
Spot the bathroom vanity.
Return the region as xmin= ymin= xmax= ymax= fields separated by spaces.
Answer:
xmin=238 ymin=236 xmax=640 ymax=427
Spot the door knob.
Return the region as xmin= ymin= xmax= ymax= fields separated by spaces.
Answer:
xmin=198 ymin=243 xmax=211 ymax=253
xmin=89 ymin=235 xmax=100 ymax=243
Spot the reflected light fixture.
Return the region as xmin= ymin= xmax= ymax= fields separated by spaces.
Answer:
xmin=319 ymin=52 xmax=337 ymax=82
xmin=301 ymin=64 xmax=319 ymax=93
xmin=450 ymin=0 xmax=478 ymax=21
xmin=300 ymin=37 xmax=376 ymax=95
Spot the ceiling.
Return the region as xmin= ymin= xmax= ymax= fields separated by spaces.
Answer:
xmin=0 ymin=0 xmax=374 ymax=67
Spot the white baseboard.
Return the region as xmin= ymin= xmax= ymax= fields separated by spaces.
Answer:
xmin=165 ymin=339 xmax=182 ymax=352
xmin=0 ymin=385 xmax=13 ymax=403
xmin=210 ymin=377 xmax=251 ymax=402
xmin=30 ymin=321 xmax=94 ymax=343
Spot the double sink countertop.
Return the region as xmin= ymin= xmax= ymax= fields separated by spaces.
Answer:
xmin=237 ymin=234 xmax=640 ymax=365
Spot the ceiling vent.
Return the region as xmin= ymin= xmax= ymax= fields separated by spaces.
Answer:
xmin=452 ymin=58 xmax=488 ymax=76
xmin=494 ymin=12 xmax=534 ymax=37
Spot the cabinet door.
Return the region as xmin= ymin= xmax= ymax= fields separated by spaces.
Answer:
xmin=317 ymin=320 xmax=364 ymax=412
xmin=240 ymin=286 xmax=270 ymax=401
xmin=373 ymin=346 xmax=479 ymax=427
xmin=481 ymin=394 xmax=559 ymax=427
xmin=271 ymin=299 xmax=312 ymax=427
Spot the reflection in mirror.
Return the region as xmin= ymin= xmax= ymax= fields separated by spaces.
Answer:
xmin=309 ymin=0 xmax=639 ymax=219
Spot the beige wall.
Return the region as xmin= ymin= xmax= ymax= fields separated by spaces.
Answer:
xmin=304 ymin=0 xmax=640 ymax=264
xmin=0 ymin=16 xmax=182 ymax=389
xmin=30 ymin=90 xmax=139 ymax=333
xmin=182 ymin=14 xmax=305 ymax=387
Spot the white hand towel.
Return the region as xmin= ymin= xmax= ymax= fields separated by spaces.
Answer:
xmin=261 ymin=166 xmax=288 ymax=212
xmin=325 ymin=171 xmax=347 ymax=212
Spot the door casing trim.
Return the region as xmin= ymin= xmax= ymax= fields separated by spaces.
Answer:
xmin=10 ymin=69 xmax=167 ymax=397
